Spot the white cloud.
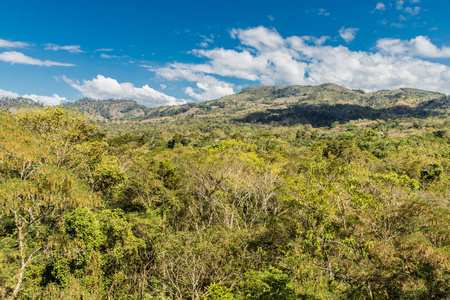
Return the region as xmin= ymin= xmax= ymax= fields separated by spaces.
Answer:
xmin=197 ymin=42 xmax=209 ymax=48
xmin=339 ymin=27 xmax=359 ymax=43
xmin=231 ymin=26 xmax=285 ymax=50
xmin=45 ymin=43 xmax=84 ymax=53
xmin=391 ymin=23 xmax=406 ymax=28
xmin=0 ymin=39 xmax=28 ymax=48
xmin=0 ymin=51 xmax=75 ymax=66
xmin=156 ymin=66 xmax=235 ymax=101
xmin=395 ymin=0 xmax=421 ymax=15
xmin=0 ymin=88 xmax=67 ymax=105
xmin=151 ymin=26 xmax=450 ymax=95
xmin=185 ymin=80 xmax=234 ymax=101
xmin=411 ymin=36 xmax=450 ymax=57
xmin=375 ymin=2 xmax=386 ymax=10
xmin=200 ymin=34 xmax=214 ymax=43
xmin=376 ymin=38 xmax=408 ymax=55
xmin=196 ymin=34 xmax=214 ymax=48
xmin=62 ymin=75 xmax=186 ymax=107
xmin=0 ymin=89 xmax=20 ymax=98
xmin=23 ymin=94 xmax=68 ymax=106
xmin=377 ymin=36 xmax=450 ymax=58
xmin=95 ymin=48 xmax=113 ymax=52
xmin=151 ymin=27 xmax=308 ymax=87
xmin=405 ymin=6 xmax=421 ymax=15
xmin=100 ymin=53 xmax=127 ymax=58
xmin=317 ymin=8 xmax=330 ymax=16
xmin=300 ymin=35 xmax=330 ymax=46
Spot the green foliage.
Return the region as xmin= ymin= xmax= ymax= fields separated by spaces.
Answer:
xmin=420 ymin=163 xmax=443 ymax=182
xmin=240 ymin=267 xmax=294 ymax=300
xmin=205 ymin=283 xmax=234 ymax=300
xmin=2 ymin=97 xmax=450 ymax=299
xmin=167 ymin=132 xmax=189 ymax=148
xmin=92 ymin=155 xmax=127 ymax=192
xmin=0 ymin=112 xmax=98 ymax=299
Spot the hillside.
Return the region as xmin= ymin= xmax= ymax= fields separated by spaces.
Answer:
xmin=0 ymin=97 xmax=43 ymax=112
xmin=138 ymin=83 xmax=449 ymax=127
xmin=0 ymin=97 xmax=152 ymax=122
xmin=62 ymin=98 xmax=152 ymax=122
xmin=2 ymin=84 xmax=448 ymax=127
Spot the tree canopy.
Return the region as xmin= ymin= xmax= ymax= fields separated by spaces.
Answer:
xmin=1 ymin=105 xmax=450 ymax=299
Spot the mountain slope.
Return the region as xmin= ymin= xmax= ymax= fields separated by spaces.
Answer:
xmin=2 ymin=84 xmax=448 ymax=126
xmin=62 ymin=98 xmax=152 ymax=122
xmin=0 ymin=97 xmax=43 ymax=112
xmin=139 ymin=84 xmax=448 ymax=126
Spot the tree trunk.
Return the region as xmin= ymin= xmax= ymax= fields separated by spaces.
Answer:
xmin=8 ymin=223 xmax=25 ymax=300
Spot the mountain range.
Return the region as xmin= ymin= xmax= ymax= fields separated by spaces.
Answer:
xmin=1 ymin=83 xmax=449 ymax=127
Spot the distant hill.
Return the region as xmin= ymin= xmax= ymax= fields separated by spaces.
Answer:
xmin=0 ymin=97 xmax=152 ymax=122
xmin=139 ymin=84 xmax=449 ymax=127
xmin=2 ymin=84 xmax=448 ymax=126
xmin=62 ymin=98 xmax=152 ymax=122
xmin=0 ymin=97 xmax=43 ymax=112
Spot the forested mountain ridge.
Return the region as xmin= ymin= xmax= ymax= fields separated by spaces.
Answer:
xmin=0 ymin=97 xmax=152 ymax=122
xmin=140 ymin=84 xmax=447 ymax=121
xmin=2 ymin=84 xmax=448 ymax=124
xmin=62 ymin=98 xmax=152 ymax=122
xmin=0 ymin=97 xmax=43 ymax=112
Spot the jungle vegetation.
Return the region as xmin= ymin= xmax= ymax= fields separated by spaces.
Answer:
xmin=1 ymin=84 xmax=450 ymax=299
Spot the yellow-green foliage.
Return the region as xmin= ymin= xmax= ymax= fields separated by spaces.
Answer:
xmin=1 ymin=107 xmax=450 ymax=299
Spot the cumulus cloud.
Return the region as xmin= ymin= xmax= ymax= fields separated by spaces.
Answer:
xmin=391 ymin=23 xmax=406 ymax=28
xmin=23 ymin=94 xmax=68 ymax=106
xmin=301 ymin=35 xmax=330 ymax=46
xmin=317 ymin=8 xmax=330 ymax=16
xmin=0 ymin=89 xmax=20 ymax=98
xmin=395 ymin=0 xmax=421 ymax=15
xmin=152 ymin=26 xmax=450 ymax=95
xmin=377 ymin=36 xmax=450 ymax=58
xmin=45 ymin=43 xmax=84 ymax=53
xmin=405 ymin=6 xmax=421 ymax=15
xmin=185 ymin=81 xmax=234 ymax=101
xmin=156 ymin=66 xmax=235 ymax=101
xmin=95 ymin=48 xmax=113 ymax=52
xmin=100 ymin=53 xmax=127 ymax=59
xmin=155 ymin=27 xmax=307 ymax=87
xmin=339 ymin=27 xmax=359 ymax=43
xmin=0 ymin=88 xmax=67 ymax=105
xmin=0 ymin=51 xmax=75 ymax=66
xmin=0 ymin=39 xmax=28 ymax=48
xmin=197 ymin=34 xmax=214 ymax=48
xmin=375 ymin=2 xmax=386 ymax=10
xmin=197 ymin=42 xmax=209 ymax=48
xmin=376 ymin=38 xmax=408 ymax=55
xmin=62 ymin=75 xmax=186 ymax=107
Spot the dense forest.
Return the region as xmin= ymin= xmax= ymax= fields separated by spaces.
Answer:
xmin=1 ymin=85 xmax=450 ymax=299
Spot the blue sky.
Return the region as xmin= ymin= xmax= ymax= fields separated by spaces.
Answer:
xmin=1 ymin=0 xmax=450 ymax=106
